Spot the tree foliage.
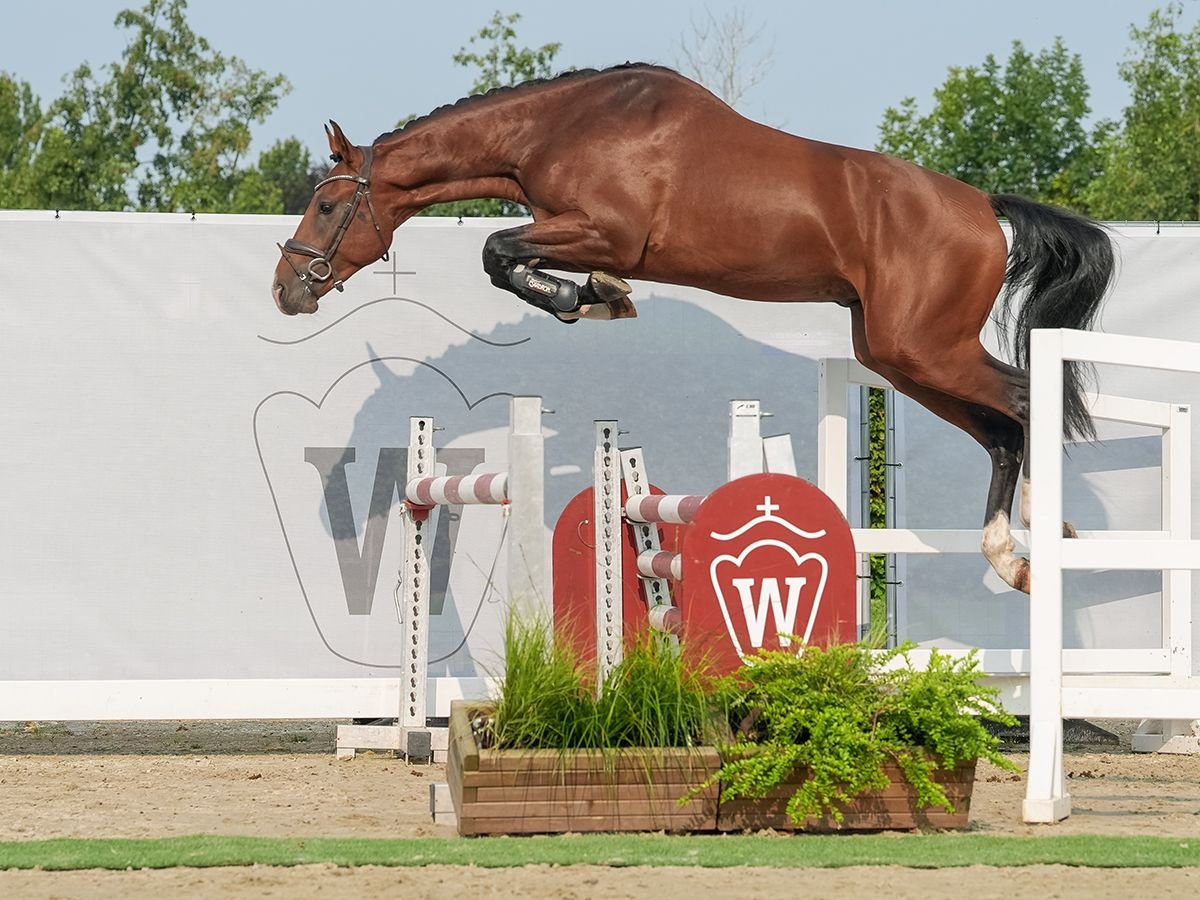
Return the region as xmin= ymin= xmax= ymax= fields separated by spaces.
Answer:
xmin=415 ymin=11 xmax=563 ymax=218
xmin=877 ymin=39 xmax=1097 ymax=208
xmin=0 ymin=0 xmax=318 ymax=213
xmin=453 ymin=11 xmax=562 ymax=97
xmin=0 ymin=73 xmax=43 ymax=206
xmin=1084 ymin=3 xmax=1200 ymax=220
xmin=1 ymin=4 xmax=561 ymax=216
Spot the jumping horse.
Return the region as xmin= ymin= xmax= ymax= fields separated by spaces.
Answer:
xmin=273 ymin=63 xmax=1115 ymax=593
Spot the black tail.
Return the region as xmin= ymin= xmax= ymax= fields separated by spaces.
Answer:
xmin=990 ymin=193 xmax=1115 ymax=441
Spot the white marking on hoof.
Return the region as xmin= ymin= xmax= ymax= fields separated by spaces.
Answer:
xmin=981 ymin=511 xmax=1029 ymax=592
xmin=575 ymin=298 xmax=637 ymax=321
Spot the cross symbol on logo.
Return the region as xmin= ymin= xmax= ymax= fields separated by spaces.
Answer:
xmin=756 ymin=496 xmax=780 ymax=515
xmin=373 ymin=254 xmax=417 ymax=294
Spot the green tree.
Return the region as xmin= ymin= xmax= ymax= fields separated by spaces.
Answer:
xmin=454 ymin=11 xmax=562 ymax=97
xmin=1 ymin=0 xmax=301 ymax=213
xmin=414 ymin=11 xmax=563 ymax=218
xmin=255 ymin=138 xmax=328 ymax=215
xmin=0 ymin=73 xmax=42 ymax=206
xmin=19 ymin=59 xmax=140 ymax=210
xmin=119 ymin=0 xmax=291 ymax=212
xmin=877 ymin=39 xmax=1097 ymax=208
xmin=1084 ymin=4 xmax=1200 ymax=220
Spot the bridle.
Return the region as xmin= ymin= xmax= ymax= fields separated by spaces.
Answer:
xmin=277 ymin=145 xmax=391 ymax=296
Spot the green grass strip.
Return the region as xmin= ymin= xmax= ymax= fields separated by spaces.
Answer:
xmin=1 ymin=834 xmax=1198 ymax=871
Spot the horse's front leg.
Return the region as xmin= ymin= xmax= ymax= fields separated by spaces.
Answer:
xmin=481 ymin=218 xmax=638 ymax=323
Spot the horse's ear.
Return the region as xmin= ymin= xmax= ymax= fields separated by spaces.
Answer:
xmin=325 ymin=120 xmax=362 ymax=169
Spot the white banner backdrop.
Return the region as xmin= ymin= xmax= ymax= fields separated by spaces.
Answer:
xmin=0 ymin=212 xmax=1196 ymax=719
xmin=0 ymin=211 xmax=852 ymax=718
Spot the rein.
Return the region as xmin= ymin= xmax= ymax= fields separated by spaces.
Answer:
xmin=277 ymin=145 xmax=390 ymax=295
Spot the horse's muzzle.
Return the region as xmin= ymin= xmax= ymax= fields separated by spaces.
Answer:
xmin=272 ymin=280 xmax=318 ymax=316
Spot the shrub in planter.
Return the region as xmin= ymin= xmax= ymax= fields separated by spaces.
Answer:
xmin=702 ymin=642 xmax=1019 ymax=829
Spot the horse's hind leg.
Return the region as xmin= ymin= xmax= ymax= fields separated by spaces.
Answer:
xmin=480 ymin=214 xmax=640 ymax=322
xmin=848 ymin=302 xmax=1032 ymax=592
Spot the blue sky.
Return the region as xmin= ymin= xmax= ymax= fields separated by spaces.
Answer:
xmin=1 ymin=1 xmax=1193 ymax=160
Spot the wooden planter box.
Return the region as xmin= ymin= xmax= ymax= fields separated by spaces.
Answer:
xmin=716 ymin=759 xmax=977 ymax=832
xmin=447 ymin=701 xmax=976 ymax=835
xmin=447 ymin=701 xmax=720 ymax=835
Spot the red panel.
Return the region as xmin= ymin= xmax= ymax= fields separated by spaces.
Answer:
xmin=680 ymin=473 xmax=858 ymax=675
xmin=552 ymin=485 xmax=685 ymax=671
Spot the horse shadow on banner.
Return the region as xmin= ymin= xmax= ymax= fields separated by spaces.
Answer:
xmin=269 ymin=294 xmax=822 ymax=675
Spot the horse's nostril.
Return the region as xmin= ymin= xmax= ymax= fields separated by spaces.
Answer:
xmin=272 ymin=282 xmax=288 ymax=313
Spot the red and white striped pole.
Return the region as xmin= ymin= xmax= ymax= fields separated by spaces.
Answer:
xmin=623 ymin=493 xmax=705 ymax=525
xmin=405 ymin=472 xmax=509 ymax=509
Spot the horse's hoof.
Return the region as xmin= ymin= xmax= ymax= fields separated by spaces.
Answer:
xmin=585 ymin=272 xmax=638 ymax=319
xmin=1062 ymin=521 xmax=1078 ymax=539
xmin=579 ymin=297 xmax=637 ymax=320
xmin=587 ymin=271 xmax=632 ymax=302
xmin=1013 ymin=557 xmax=1031 ymax=594
xmin=605 ymin=296 xmax=638 ymax=319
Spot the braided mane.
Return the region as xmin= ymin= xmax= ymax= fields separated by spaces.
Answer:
xmin=372 ymin=62 xmax=675 ymax=145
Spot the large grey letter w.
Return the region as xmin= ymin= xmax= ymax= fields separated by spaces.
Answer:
xmin=304 ymin=447 xmax=483 ymax=615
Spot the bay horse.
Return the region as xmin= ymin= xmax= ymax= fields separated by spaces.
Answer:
xmin=272 ymin=63 xmax=1114 ymax=594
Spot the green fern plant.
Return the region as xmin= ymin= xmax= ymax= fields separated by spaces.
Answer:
xmin=703 ymin=642 xmax=1018 ymax=825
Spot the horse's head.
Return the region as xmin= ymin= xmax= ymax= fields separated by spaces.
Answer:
xmin=272 ymin=122 xmax=392 ymax=315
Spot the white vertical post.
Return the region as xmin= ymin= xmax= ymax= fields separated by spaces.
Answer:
xmin=819 ymin=359 xmax=867 ymax=636
xmin=1153 ymin=403 xmax=1198 ymax=749
xmin=818 ymin=359 xmax=851 ymax=517
xmin=1132 ymin=402 xmax=1197 ymax=752
xmin=506 ymin=396 xmax=545 ymax=620
xmin=1024 ymin=329 xmax=1071 ymax=823
xmin=400 ymin=415 xmax=436 ymax=733
xmin=619 ymin=447 xmax=678 ymax=650
xmin=593 ymin=420 xmax=624 ymax=683
xmin=729 ymin=399 xmax=764 ymax=480
xmin=762 ymin=434 xmax=798 ymax=476
xmin=884 ymin=387 xmax=905 ymax=648
xmin=1166 ymin=405 xmax=1193 ymax=682
xmin=855 ymin=386 xmax=874 ymax=638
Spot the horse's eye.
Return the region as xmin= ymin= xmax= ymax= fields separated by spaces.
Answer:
xmin=318 ymin=200 xmax=335 ymax=215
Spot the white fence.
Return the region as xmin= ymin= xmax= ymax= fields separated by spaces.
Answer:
xmin=819 ymin=357 xmax=1193 ymax=699
xmin=1024 ymin=329 xmax=1200 ymax=822
xmin=821 ymin=341 xmax=1200 ymax=822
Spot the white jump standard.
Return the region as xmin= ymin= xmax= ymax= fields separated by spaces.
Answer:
xmin=589 ymin=401 xmax=800 ymax=682
xmin=335 ymin=395 xmax=546 ymax=762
